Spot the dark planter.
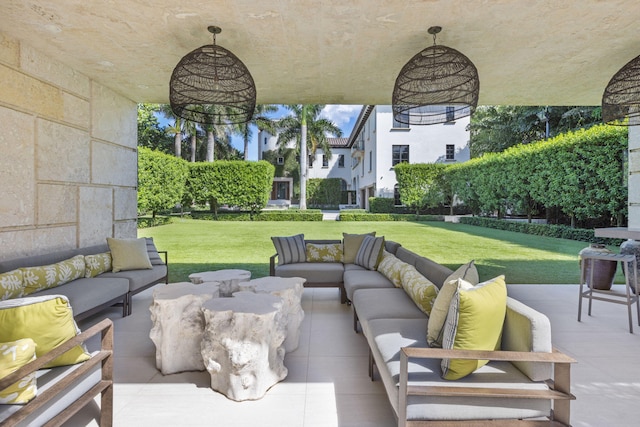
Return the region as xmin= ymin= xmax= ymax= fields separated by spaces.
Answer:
xmin=579 ymin=244 xmax=617 ymax=290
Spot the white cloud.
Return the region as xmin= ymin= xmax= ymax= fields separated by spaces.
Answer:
xmin=320 ymin=105 xmax=363 ymax=128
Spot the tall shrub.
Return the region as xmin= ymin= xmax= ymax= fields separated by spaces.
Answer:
xmin=212 ymin=161 xmax=275 ymax=216
xmin=307 ymin=178 xmax=342 ymax=207
xmin=138 ymin=147 xmax=188 ymax=217
xmin=395 ymin=163 xmax=447 ymax=216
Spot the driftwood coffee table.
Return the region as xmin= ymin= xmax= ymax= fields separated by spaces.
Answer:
xmin=189 ymin=269 xmax=251 ymax=296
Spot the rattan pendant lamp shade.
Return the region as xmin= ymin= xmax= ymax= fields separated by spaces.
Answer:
xmin=170 ymin=26 xmax=256 ymax=125
xmin=602 ymin=54 xmax=640 ymax=126
xmin=392 ymin=26 xmax=479 ymax=125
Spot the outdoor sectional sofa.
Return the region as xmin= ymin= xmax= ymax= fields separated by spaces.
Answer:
xmin=270 ymin=233 xmax=576 ymax=426
xmin=0 ymin=237 xmax=168 ymax=320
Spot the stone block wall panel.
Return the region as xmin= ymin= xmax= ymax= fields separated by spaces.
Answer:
xmin=37 ymin=184 xmax=77 ymax=225
xmin=36 ymin=119 xmax=90 ymax=183
xmin=0 ymin=106 xmax=35 ymax=227
xmin=78 ymin=186 xmax=113 ymax=248
xmin=0 ymin=32 xmax=139 ymax=259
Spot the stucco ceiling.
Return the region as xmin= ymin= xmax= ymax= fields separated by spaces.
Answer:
xmin=3 ymin=0 xmax=640 ymax=106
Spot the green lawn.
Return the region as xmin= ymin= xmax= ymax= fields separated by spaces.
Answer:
xmin=138 ymin=218 xmax=624 ymax=285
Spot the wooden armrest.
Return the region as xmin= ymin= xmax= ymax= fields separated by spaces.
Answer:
xmin=269 ymin=253 xmax=278 ymax=276
xmin=0 ymin=318 xmax=114 ymax=427
xmin=398 ymin=346 xmax=575 ymax=427
xmin=401 ymin=346 xmax=576 ymax=365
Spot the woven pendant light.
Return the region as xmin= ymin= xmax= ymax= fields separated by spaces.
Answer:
xmin=170 ymin=26 xmax=256 ymax=125
xmin=392 ymin=26 xmax=479 ymax=125
xmin=602 ymin=54 xmax=640 ymax=126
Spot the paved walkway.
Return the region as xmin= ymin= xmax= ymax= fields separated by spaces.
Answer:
xmin=321 ymin=210 xmax=340 ymax=221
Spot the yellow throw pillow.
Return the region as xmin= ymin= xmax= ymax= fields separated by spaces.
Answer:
xmin=84 ymin=252 xmax=112 ymax=278
xmin=427 ymin=261 xmax=479 ymax=347
xmin=107 ymin=237 xmax=152 ymax=273
xmin=342 ymin=232 xmax=376 ymax=264
xmin=0 ymin=338 xmax=37 ymax=404
xmin=441 ymin=276 xmax=507 ymax=380
xmin=377 ymin=251 xmax=408 ymax=287
xmin=401 ymin=265 xmax=439 ymax=315
xmin=0 ymin=295 xmax=91 ymax=368
xmin=306 ymin=243 xmax=343 ymax=263
xmin=0 ymin=269 xmax=25 ymax=301
xmin=21 ymin=255 xmax=86 ymax=296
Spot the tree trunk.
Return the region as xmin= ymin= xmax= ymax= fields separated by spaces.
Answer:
xmin=243 ymin=128 xmax=250 ymax=161
xmin=299 ymin=107 xmax=308 ymax=210
xmin=206 ymin=131 xmax=214 ymax=162
xmin=174 ymin=133 xmax=181 ymax=158
xmin=191 ymin=135 xmax=196 ymax=162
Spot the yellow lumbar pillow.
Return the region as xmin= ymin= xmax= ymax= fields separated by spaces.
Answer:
xmin=377 ymin=251 xmax=408 ymax=287
xmin=440 ymin=276 xmax=507 ymax=380
xmin=107 ymin=237 xmax=152 ymax=273
xmin=306 ymin=242 xmax=343 ymax=263
xmin=400 ymin=265 xmax=439 ymax=316
xmin=84 ymin=252 xmax=112 ymax=278
xmin=21 ymin=255 xmax=86 ymax=296
xmin=0 ymin=269 xmax=25 ymax=302
xmin=0 ymin=295 xmax=90 ymax=368
xmin=0 ymin=338 xmax=37 ymax=404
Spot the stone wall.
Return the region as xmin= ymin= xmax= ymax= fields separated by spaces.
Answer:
xmin=0 ymin=32 xmax=138 ymax=259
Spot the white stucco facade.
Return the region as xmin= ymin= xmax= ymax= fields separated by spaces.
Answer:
xmin=349 ymin=105 xmax=470 ymax=209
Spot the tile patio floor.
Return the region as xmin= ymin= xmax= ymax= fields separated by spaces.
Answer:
xmin=68 ymin=284 xmax=640 ymax=427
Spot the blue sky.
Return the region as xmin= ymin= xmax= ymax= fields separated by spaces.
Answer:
xmin=237 ymin=104 xmax=362 ymax=160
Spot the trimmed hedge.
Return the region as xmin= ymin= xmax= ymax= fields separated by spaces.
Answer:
xmin=369 ymin=197 xmax=395 ymax=213
xmin=459 ymin=216 xmax=624 ymax=246
xmin=340 ymin=212 xmax=444 ymax=222
xmin=137 ymin=216 xmax=173 ymax=229
xmin=191 ymin=209 xmax=323 ymax=221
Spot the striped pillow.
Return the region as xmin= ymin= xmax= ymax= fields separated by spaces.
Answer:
xmin=272 ymin=234 xmax=307 ymax=265
xmin=354 ymin=235 xmax=385 ymax=270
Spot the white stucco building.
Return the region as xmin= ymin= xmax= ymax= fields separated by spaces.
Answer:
xmin=347 ymin=105 xmax=470 ymax=209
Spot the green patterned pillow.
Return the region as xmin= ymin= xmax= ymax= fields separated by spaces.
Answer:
xmin=401 ymin=264 xmax=439 ymax=316
xmin=0 ymin=338 xmax=37 ymax=404
xmin=0 ymin=269 xmax=25 ymax=301
xmin=84 ymin=252 xmax=112 ymax=278
xmin=377 ymin=251 xmax=408 ymax=287
xmin=21 ymin=255 xmax=86 ymax=295
xmin=306 ymin=243 xmax=343 ymax=263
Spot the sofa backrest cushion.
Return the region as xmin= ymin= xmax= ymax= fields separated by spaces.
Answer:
xmin=384 ymin=240 xmax=401 ymax=255
xmin=415 ymin=256 xmax=455 ymax=288
xmin=395 ymin=247 xmax=419 ymax=266
xmin=502 ymin=297 xmax=553 ymax=381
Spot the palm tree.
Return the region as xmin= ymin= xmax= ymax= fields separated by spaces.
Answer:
xmin=199 ymin=105 xmax=237 ymax=162
xmin=276 ymin=105 xmax=342 ymax=209
xmin=183 ymin=120 xmax=201 ymax=162
xmin=159 ymin=105 xmax=184 ymax=158
xmin=236 ymin=104 xmax=278 ymax=160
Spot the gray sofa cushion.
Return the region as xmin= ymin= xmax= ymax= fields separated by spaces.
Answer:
xmin=384 ymin=240 xmax=402 ymax=255
xmin=415 ymin=257 xmax=454 ymax=288
xmin=353 ymin=288 xmax=424 ymax=338
xmin=395 ymin=247 xmax=420 ymax=266
xmin=343 ymin=269 xmax=394 ymax=301
xmin=33 ymin=278 xmax=129 ymax=316
xmin=99 ymin=265 xmax=167 ymax=293
xmin=274 ymin=262 xmax=344 ymax=284
xmin=367 ymin=318 xmax=551 ymax=421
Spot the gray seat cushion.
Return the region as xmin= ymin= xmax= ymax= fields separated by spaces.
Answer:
xmin=343 ymin=269 xmax=394 ymax=301
xmin=33 ymin=278 xmax=129 ymax=316
xmin=367 ymin=318 xmax=551 ymax=421
xmin=99 ymin=265 xmax=167 ymax=293
xmin=274 ymin=262 xmax=344 ymax=284
xmin=352 ymin=288 xmax=424 ymax=338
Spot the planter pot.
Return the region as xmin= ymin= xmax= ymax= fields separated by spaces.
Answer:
xmin=579 ymin=244 xmax=617 ymax=290
xmin=620 ymin=239 xmax=640 ymax=293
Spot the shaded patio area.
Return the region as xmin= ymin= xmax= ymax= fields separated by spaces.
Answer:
xmin=70 ymin=284 xmax=640 ymax=427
